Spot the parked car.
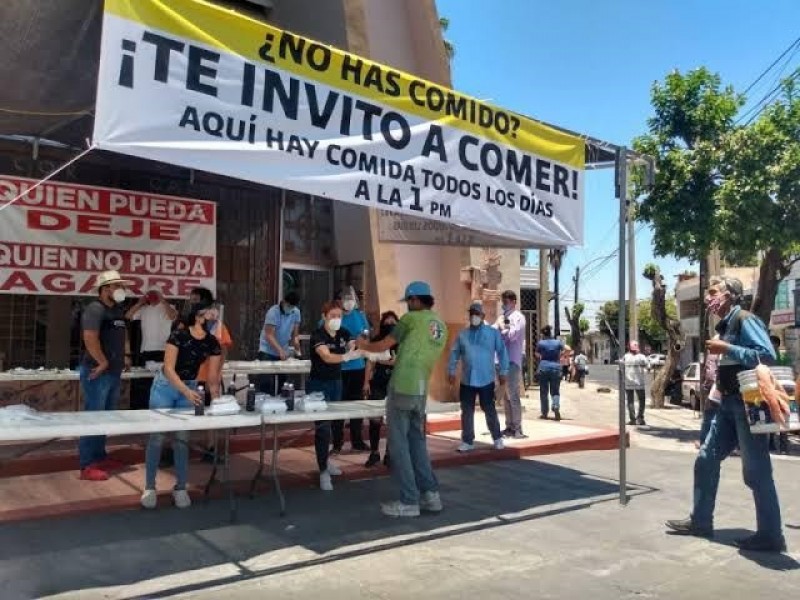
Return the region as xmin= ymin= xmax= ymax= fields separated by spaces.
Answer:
xmin=680 ymin=362 xmax=701 ymax=409
xmin=647 ymin=353 xmax=666 ymax=368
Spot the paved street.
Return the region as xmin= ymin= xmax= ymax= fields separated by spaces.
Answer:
xmin=1 ymin=380 xmax=797 ymax=599
xmin=2 ymin=446 xmax=797 ymax=600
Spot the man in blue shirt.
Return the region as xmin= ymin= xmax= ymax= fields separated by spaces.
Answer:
xmin=448 ymin=303 xmax=509 ymax=452
xmin=666 ymin=277 xmax=785 ymax=553
xmin=254 ymin=291 xmax=301 ymax=395
xmin=334 ymin=287 xmax=371 ymax=452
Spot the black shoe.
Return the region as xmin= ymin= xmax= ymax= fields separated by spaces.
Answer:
xmin=538 ymin=414 xmax=548 ymax=420
xmin=637 ymin=417 xmax=646 ymax=426
xmin=330 ymin=445 xmax=343 ymax=455
xmin=665 ymin=518 xmax=713 ymax=539
xmin=351 ymin=441 xmax=369 ymax=452
xmin=553 ymin=409 xmax=561 ymax=421
xmin=628 ymin=419 xmax=636 ymax=426
xmin=365 ymin=452 xmax=380 ymax=467
xmin=735 ymin=533 xmax=787 ymax=553
xmin=383 ymin=453 xmax=391 ymax=467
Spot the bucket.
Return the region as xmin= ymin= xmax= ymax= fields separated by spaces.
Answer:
xmin=736 ymin=366 xmax=799 ymax=433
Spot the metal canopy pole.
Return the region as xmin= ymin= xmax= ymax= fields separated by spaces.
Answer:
xmin=615 ymin=147 xmax=629 ymax=506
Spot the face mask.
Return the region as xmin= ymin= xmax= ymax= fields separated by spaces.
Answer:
xmin=327 ymin=318 xmax=342 ymax=332
xmin=204 ymin=320 xmax=218 ymax=333
xmin=112 ymin=289 xmax=126 ymax=304
xmin=282 ymin=303 xmax=294 ymax=314
xmin=470 ymin=315 xmax=483 ymax=327
xmin=706 ymin=293 xmax=727 ymax=316
xmin=502 ymin=303 xmax=513 ymax=315
xmin=380 ymin=323 xmax=395 ymax=336
xmin=342 ymin=299 xmax=356 ymax=312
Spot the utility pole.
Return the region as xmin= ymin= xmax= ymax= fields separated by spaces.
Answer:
xmin=573 ymin=266 xmax=579 ymax=304
xmin=627 ymin=204 xmax=638 ymax=344
xmin=616 ymin=147 xmax=629 ymax=506
xmin=553 ymin=251 xmax=561 ymax=337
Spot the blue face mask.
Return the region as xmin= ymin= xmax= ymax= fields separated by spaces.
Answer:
xmin=503 ymin=303 xmax=513 ymax=315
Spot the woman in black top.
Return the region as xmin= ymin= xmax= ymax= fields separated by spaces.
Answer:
xmin=141 ymin=301 xmax=221 ymax=510
xmin=362 ymin=311 xmax=399 ymax=467
xmin=309 ymin=301 xmax=356 ymax=491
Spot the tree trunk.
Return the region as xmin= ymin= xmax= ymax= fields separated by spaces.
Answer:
xmin=565 ymin=306 xmax=582 ymax=351
xmin=646 ymin=266 xmax=684 ymax=409
xmin=750 ymin=247 xmax=785 ymax=325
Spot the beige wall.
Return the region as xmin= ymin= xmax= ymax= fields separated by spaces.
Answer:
xmin=264 ymin=0 xmax=517 ymax=400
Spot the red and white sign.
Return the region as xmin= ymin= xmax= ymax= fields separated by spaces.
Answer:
xmin=0 ymin=175 xmax=216 ymax=297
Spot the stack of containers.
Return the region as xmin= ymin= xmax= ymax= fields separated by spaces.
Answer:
xmin=737 ymin=367 xmax=799 ymax=433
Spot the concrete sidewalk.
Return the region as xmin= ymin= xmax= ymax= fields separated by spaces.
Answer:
xmin=2 ymin=447 xmax=797 ymax=599
xmin=523 ymin=379 xmax=800 ymax=458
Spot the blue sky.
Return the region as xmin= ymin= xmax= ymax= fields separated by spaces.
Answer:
xmin=436 ymin=0 xmax=800 ymax=327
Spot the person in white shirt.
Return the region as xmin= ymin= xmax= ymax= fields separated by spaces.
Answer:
xmin=573 ymin=350 xmax=588 ymax=388
xmin=125 ymin=289 xmax=178 ymax=409
xmin=622 ymin=340 xmax=649 ymax=426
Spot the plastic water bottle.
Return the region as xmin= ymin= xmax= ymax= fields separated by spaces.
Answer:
xmin=195 ymin=384 xmax=205 ymax=416
xmin=226 ymin=373 xmax=237 ymax=397
xmin=282 ymin=382 xmax=295 ymax=411
xmin=245 ymin=382 xmax=256 ymax=412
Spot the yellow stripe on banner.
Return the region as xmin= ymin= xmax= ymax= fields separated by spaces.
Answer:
xmin=104 ymin=0 xmax=584 ymax=168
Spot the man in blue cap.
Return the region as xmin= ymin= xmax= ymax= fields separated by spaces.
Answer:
xmin=448 ymin=302 xmax=509 ymax=452
xmin=356 ymin=281 xmax=448 ymax=517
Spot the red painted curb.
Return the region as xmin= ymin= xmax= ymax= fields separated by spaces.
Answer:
xmin=0 ymin=429 xmax=620 ymax=524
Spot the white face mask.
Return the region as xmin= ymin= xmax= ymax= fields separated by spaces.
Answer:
xmin=112 ymin=288 xmax=127 ymax=304
xmin=342 ymin=299 xmax=356 ymax=312
xmin=327 ymin=318 xmax=342 ymax=332
xmin=470 ymin=315 xmax=483 ymax=327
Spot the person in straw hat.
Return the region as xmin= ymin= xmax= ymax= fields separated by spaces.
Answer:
xmin=78 ymin=270 xmax=132 ymax=481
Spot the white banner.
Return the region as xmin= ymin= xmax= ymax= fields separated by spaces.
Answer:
xmin=92 ymin=0 xmax=585 ymax=248
xmin=0 ymin=175 xmax=216 ymax=297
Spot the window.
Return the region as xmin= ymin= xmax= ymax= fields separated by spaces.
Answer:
xmin=0 ymin=295 xmax=49 ymax=368
xmin=775 ymin=280 xmax=789 ymax=310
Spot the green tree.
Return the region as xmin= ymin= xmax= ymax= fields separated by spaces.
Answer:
xmin=633 ymin=68 xmax=742 ymax=262
xmin=716 ymin=81 xmax=800 ymax=323
xmin=439 ymin=17 xmax=454 ymax=61
xmin=633 ymin=68 xmax=741 ymax=408
xmin=637 ymin=297 xmax=677 ymax=348
xmin=596 ymin=296 xmax=675 ymax=354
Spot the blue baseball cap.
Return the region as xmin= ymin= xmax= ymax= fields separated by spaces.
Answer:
xmin=468 ymin=302 xmax=484 ymax=314
xmin=401 ymin=281 xmax=432 ymax=300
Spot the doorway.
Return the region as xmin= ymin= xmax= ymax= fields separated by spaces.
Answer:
xmin=281 ymin=266 xmax=332 ymax=339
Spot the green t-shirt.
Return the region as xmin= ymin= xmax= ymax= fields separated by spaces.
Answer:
xmin=389 ymin=309 xmax=448 ymax=397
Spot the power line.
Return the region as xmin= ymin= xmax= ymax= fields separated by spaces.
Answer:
xmin=741 ymin=35 xmax=800 ymax=97
xmin=737 ymin=66 xmax=800 ymax=126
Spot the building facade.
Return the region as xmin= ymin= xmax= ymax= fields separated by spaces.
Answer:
xmin=0 ymin=0 xmax=523 ymax=406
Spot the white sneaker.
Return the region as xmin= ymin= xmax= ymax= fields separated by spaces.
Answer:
xmin=326 ymin=461 xmax=342 ymax=476
xmin=381 ymin=500 xmax=420 ymax=518
xmin=140 ymin=488 xmax=157 ymax=509
xmin=493 ymin=438 xmax=505 ymax=450
xmin=456 ymin=442 xmax=474 ymax=453
xmin=320 ymin=470 xmax=333 ymax=491
xmin=419 ymin=491 xmax=443 ymax=513
xmin=172 ymin=489 xmax=192 ymax=509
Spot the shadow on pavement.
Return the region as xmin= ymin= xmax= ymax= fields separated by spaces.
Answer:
xmin=634 ymin=425 xmax=701 ymax=445
xmin=1 ymin=459 xmax=657 ymax=599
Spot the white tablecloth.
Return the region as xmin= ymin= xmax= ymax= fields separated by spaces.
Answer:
xmin=0 ymin=359 xmax=312 ymax=383
xmin=0 ymin=400 xmax=456 ymax=443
